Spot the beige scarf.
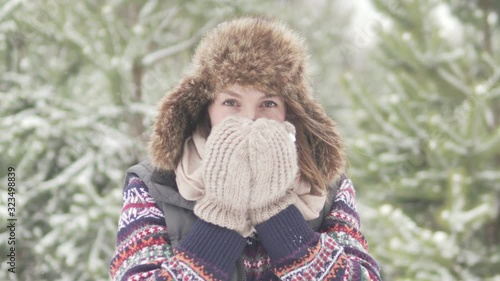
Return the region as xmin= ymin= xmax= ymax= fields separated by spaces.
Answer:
xmin=175 ymin=125 xmax=327 ymax=221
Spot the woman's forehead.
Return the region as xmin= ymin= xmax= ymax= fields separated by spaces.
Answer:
xmin=216 ymin=85 xmax=282 ymax=99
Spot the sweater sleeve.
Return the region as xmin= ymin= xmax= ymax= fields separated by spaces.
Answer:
xmin=109 ymin=175 xmax=246 ymax=281
xmin=254 ymin=178 xmax=381 ymax=280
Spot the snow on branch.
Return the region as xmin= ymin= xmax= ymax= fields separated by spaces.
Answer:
xmin=141 ymin=17 xmax=220 ymax=66
xmin=26 ymin=151 xmax=94 ymax=202
xmin=0 ymin=0 xmax=23 ymax=21
xmin=437 ymin=68 xmax=470 ymax=97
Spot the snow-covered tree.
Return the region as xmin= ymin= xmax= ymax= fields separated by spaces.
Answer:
xmin=343 ymin=0 xmax=500 ymax=280
xmin=0 ymin=1 xmax=353 ymax=280
xmin=0 ymin=1 xmax=252 ymax=280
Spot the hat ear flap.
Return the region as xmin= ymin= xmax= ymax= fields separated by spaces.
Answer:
xmin=149 ymin=77 xmax=212 ymax=171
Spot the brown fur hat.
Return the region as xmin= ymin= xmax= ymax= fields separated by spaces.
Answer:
xmin=149 ymin=16 xmax=345 ymax=184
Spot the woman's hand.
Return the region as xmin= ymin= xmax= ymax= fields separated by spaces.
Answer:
xmin=247 ymin=118 xmax=299 ymax=225
xmin=194 ymin=116 xmax=254 ymax=236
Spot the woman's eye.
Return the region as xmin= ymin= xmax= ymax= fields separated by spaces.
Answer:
xmin=223 ymin=100 xmax=238 ymax=106
xmin=263 ymin=101 xmax=278 ymax=107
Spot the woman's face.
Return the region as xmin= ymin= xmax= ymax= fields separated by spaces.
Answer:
xmin=208 ymin=84 xmax=286 ymax=127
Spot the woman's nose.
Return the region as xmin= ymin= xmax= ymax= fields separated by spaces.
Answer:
xmin=239 ymin=108 xmax=260 ymax=121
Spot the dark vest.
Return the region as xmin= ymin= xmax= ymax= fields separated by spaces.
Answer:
xmin=125 ymin=160 xmax=339 ymax=281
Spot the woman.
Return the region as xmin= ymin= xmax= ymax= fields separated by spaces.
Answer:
xmin=110 ymin=17 xmax=381 ymax=281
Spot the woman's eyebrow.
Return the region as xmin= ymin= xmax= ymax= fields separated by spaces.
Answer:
xmin=260 ymin=94 xmax=282 ymax=100
xmin=220 ymin=90 xmax=281 ymax=100
xmin=220 ymin=90 xmax=241 ymax=98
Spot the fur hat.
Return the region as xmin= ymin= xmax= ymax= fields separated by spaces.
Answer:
xmin=149 ymin=16 xmax=345 ymax=184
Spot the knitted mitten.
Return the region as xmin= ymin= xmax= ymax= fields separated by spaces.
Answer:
xmin=194 ymin=116 xmax=254 ymax=236
xmin=247 ymin=118 xmax=299 ymax=225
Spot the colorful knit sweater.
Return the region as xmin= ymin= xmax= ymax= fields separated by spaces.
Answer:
xmin=110 ymin=175 xmax=381 ymax=281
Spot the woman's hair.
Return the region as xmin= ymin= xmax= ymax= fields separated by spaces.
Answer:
xmin=285 ymin=98 xmax=334 ymax=192
xmin=197 ymin=105 xmax=212 ymax=139
xmin=195 ymin=98 xmax=334 ymax=191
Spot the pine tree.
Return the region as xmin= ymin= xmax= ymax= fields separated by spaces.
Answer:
xmin=0 ymin=1 xmax=252 ymax=280
xmin=0 ymin=1 xmax=353 ymax=280
xmin=343 ymin=0 xmax=500 ymax=280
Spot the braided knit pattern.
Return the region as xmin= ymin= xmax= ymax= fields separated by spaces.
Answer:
xmin=194 ymin=116 xmax=253 ymax=236
xmin=247 ymin=118 xmax=299 ymax=225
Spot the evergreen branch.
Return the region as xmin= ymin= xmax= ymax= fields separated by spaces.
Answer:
xmin=142 ymin=17 xmax=220 ymax=66
xmin=437 ymin=68 xmax=471 ymax=97
xmin=0 ymin=0 xmax=23 ymax=21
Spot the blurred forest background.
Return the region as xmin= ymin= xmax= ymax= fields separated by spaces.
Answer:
xmin=0 ymin=0 xmax=499 ymax=280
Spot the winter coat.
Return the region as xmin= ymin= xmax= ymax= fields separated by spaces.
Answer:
xmin=109 ymin=160 xmax=381 ymax=280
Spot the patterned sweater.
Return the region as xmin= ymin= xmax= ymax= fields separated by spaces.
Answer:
xmin=110 ymin=175 xmax=381 ymax=281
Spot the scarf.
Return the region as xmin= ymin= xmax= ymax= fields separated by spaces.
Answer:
xmin=175 ymin=125 xmax=327 ymax=221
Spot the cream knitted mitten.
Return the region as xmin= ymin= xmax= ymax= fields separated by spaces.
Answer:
xmin=194 ymin=116 xmax=253 ymax=236
xmin=247 ymin=118 xmax=299 ymax=225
